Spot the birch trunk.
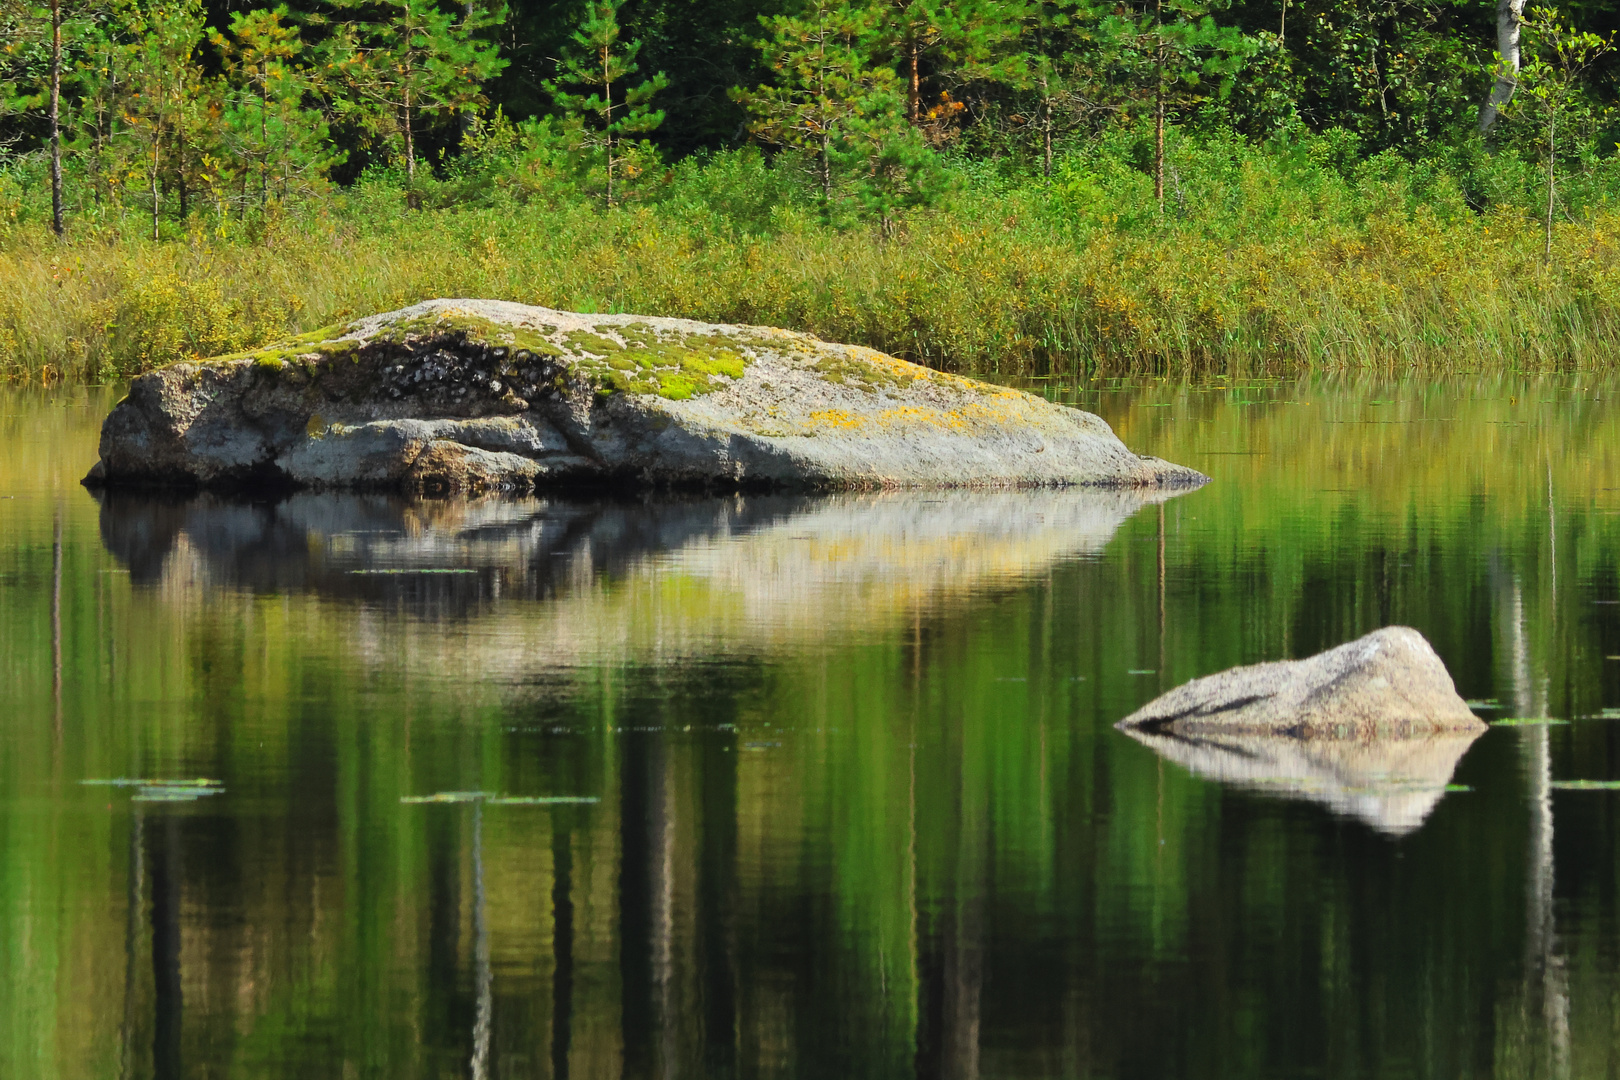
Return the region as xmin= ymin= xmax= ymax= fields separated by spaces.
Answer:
xmin=1040 ymin=69 xmax=1053 ymax=181
xmin=403 ymin=89 xmax=416 ymax=180
xmin=48 ymin=0 xmax=63 ymax=236
xmin=1480 ymin=0 xmax=1526 ymax=132
xmin=1153 ymin=0 xmax=1165 ymax=212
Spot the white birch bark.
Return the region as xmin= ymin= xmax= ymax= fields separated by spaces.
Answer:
xmin=1481 ymin=0 xmax=1526 ymax=132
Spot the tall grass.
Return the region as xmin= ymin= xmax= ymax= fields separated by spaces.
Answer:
xmin=4 ymin=127 xmax=1620 ymax=382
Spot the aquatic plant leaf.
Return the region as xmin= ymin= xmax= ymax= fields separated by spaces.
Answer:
xmin=1551 ymin=780 xmax=1620 ymax=790
xmin=399 ymin=791 xmax=495 ymax=803
xmin=132 ymin=784 xmax=226 ymax=802
xmin=401 ymin=792 xmax=599 ymax=805
xmin=1489 ymin=718 xmax=1571 ymax=726
xmin=348 ymin=568 xmax=478 ymax=575
xmin=81 ymin=778 xmax=223 ymax=788
xmin=485 ymin=796 xmax=601 ymax=805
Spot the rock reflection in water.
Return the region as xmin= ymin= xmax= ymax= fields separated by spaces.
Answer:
xmin=1117 ymin=725 xmax=1484 ymax=834
xmin=93 ymin=486 xmax=1187 ymax=634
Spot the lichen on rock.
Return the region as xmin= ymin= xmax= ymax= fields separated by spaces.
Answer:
xmin=85 ymin=298 xmax=1210 ymax=496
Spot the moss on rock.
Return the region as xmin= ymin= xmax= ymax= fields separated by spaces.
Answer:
xmin=218 ymin=308 xmax=758 ymax=403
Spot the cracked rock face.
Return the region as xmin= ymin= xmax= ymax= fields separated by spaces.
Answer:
xmin=85 ymin=298 xmax=1210 ymax=496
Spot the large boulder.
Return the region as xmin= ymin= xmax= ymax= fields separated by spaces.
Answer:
xmin=84 ymin=299 xmax=1207 ymax=494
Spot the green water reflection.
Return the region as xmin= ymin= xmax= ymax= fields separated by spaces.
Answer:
xmin=3 ymin=377 xmax=1619 ymax=1079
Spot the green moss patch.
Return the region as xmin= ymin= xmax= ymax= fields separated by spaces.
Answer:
xmin=369 ymin=312 xmax=564 ymax=358
xmin=810 ymin=350 xmax=911 ymax=393
xmin=560 ymin=324 xmax=762 ymax=400
xmin=216 ymin=309 xmax=763 ymax=402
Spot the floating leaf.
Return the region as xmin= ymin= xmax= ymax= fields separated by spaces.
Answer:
xmin=486 ymin=796 xmax=600 ymax=806
xmin=81 ymin=778 xmax=222 ymax=788
xmin=1551 ymin=780 xmax=1620 ymax=790
xmin=133 ymin=785 xmax=225 ymax=803
xmin=401 ymin=791 xmax=599 ymax=805
xmin=349 ymin=568 xmax=478 ymax=575
xmin=1127 ymin=669 xmax=1157 ymax=675
xmin=399 ymin=791 xmax=494 ymax=803
xmin=1465 ymin=700 xmax=1501 ymax=709
xmin=1445 ymin=785 xmax=1474 ymax=792
xmin=1490 ymin=718 xmax=1571 ymax=726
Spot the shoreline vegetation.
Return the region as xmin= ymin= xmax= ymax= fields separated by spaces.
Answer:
xmin=5 ymin=0 xmax=1620 ymax=382
xmin=9 ymin=135 xmax=1620 ymax=383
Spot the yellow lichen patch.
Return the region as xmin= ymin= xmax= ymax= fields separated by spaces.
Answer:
xmin=807 ymin=409 xmax=868 ymax=430
xmin=874 ymin=406 xmax=961 ymax=430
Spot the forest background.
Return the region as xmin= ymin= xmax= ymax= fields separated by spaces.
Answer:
xmin=2 ymin=0 xmax=1619 ymax=381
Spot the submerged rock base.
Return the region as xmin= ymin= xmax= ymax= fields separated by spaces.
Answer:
xmin=85 ymin=299 xmax=1208 ymax=495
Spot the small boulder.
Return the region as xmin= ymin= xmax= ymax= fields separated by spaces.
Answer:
xmin=1116 ymin=626 xmax=1485 ymax=739
xmin=1115 ymin=627 xmax=1486 ymax=833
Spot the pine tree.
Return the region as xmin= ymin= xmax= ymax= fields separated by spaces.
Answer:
xmin=880 ymin=0 xmax=1026 ymax=129
xmin=319 ymin=0 xmax=505 ymax=182
xmin=737 ymin=0 xmax=944 ymax=231
xmin=1 ymin=0 xmax=104 ymax=233
xmin=837 ymin=79 xmax=945 ymax=235
xmin=546 ymin=0 xmax=667 ymax=208
xmin=1097 ymin=0 xmax=1252 ymax=212
xmin=211 ymin=7 xmax=334 ymax=210
xmin=115 ymin=0 xmax=209 ymax=237
xmin=1021 ymin=0 xmax=1087 ymax=179
xmin=733 ymin=0 xmax=884 ymax=211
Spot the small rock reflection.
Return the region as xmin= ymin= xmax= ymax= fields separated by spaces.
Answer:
xmin=1117 ymin=724 xmax=1484 ymax=834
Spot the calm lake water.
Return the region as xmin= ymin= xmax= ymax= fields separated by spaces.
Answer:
xmin=4 ymin=376 xmax=1620 ymax=1079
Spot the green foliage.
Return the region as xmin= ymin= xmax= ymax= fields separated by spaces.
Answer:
xmin=736 ymin=0 xmax=944 ymax=228
xmin=316 ymin=0 xmax=507 ymax=181
xmin=878 ymin=0 xmax=1029 ymax=129
xmin=1096 ymin=0 xmax=1255 ymax=207
xmin=546 ymin=0 xmax=668 ymax=207
xmin=736 ymin=0 xmax=882 ymax=210
xmin=8 ymin=131 xmax=1620 ymax=382
xmin=210 ymin=7 xmax=337 ymax=210
xmin=836 ymin=81 xmax=948 ymax=233
xmin=115 ymin=0 xmax=213 ymax=236
xmin=1500 ymin=7 xmax=1615 ymax=263
xmin=4 ymin=0 xmax=1620 ymax=376
xmin=103 ymin=268 xmax=290 ymax=376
